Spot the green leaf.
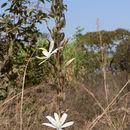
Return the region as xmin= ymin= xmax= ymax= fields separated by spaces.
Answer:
xmin=40 ymin=0 xmax=44 ymax=3
xmin=41 ymin=13 xmax=48 ymax=19
xmin=38 ymin=10 xmax=43 ymax=16
xmin=46 ymin=0 xmax=51 ymax=2
xmin=5 ymin=8 xmax=10 ymax=12
xmin=1 ymin=3 xmax=7 ymax=8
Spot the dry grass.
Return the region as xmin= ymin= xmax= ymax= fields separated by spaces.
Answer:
xmin=0 ymin=75 xmax=130 ymax=129
xmin=87 ymin=79 xmax=130 ymax=130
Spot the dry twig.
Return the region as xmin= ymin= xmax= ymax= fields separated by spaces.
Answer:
xmin=87 ymin=79 xmax=130 ymax=130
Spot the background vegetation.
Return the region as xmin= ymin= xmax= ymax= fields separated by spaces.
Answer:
xmin=0 ymin=0 xmax=130 ymax=130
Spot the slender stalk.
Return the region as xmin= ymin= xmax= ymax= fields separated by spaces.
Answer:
xmin=96 ymin=18 xmax=108 ymax=104
xmin=87 ymin=79 xmax=130 ymax=130
xmin=49 ymin=0 xmax=66 ymax=115
xmin=20 ymin=62 xmax=27 ymax=130
xmin=121 ymin=95 xmax=128 ymax=128
xmin=80 ymin=84 xmax=116 ymax=130
xmin=20 ymin=52 xmax=35 ymax=130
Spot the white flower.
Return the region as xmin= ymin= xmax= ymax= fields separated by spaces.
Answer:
xmin=64 ymin=58 xmax=75 ymax=67
xmin=42 ymin=112 xmax=74 ymax=130
xmin=36 ymin=39 xmax=62 ymax=65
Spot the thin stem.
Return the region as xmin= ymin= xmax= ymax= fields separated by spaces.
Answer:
xmin=87 ymin=79 xmax=130 ymax=130
xmin=20 ymin=52 xmax=35 ymax=130
xmin=96 ymin=18 xmax=108 ymax=104
xmin=80 ymin=84 xmax=116 ymax=130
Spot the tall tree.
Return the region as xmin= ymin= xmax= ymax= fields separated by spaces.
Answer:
xmin=0 ymin=0 xmax=49 ymax=43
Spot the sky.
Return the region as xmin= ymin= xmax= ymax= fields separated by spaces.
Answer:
xmin=63 ymin=0 xmax=130 ymax=37
xmin=0 ymin=0 xmax=130 ymax=37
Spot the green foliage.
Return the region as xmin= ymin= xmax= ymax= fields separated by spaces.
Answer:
xmin=14 ymin=44 xmax=26 ymax=64
xmin=36 ymin=36 xmax=49 ymax=48
xmin=63 ymin=42 xmax=85 ymax=78
xmin=1 ymin=3 xmax=7 ymax=8
xmin=0 ymin=0 xmax=51 ymax=89
xmin=63 ymin=27 xmax=101 ymax=78
xmin=82 ymin=28 xmax=130 ymax=48
xmin=113 ymin=37 xmax=130 ymax=73
xmin=85 ymin=51 xmax=101 ymax=73
xmin=0 ymin=0 xmax=49 ymax=44
xmin=69 ymin=28 xmax=130 ymax=77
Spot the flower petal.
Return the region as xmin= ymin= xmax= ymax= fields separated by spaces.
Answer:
xmin=64 ymin=58 xmax=75 ymax=67
xmin=49 ymin=39 xmax=54 ymax=53
xmin=36 ymin=56 xmax=46 ymax=60
xmin=54 ymin=113 xmax=59 ymax=123
xmin=60 ymin=113 xmax=67 ymax=125
xmin=61 ymin=121 xmax=74 ymax=128
xmin=58 ymin=128 xmax=63 ymax=130
xmin=46 ymin=116 xmax=57 ymax=126
xmin=39 ymin=59 xmax=48 ymax=65
xmin=42 ymin=50 xmax=49 ymax=57
xmin=39 ymin=48 xmax=47 ymax=52
xmin=42 ymin=123 xmax=56 ymax=128
xmin=51 ymin=47 xmax=63 ymax=55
